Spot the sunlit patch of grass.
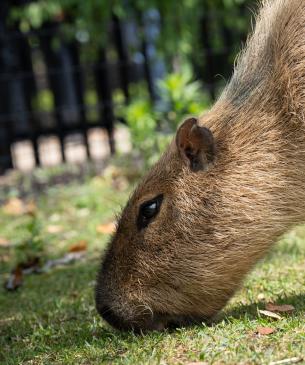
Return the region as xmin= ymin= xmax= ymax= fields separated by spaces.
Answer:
xmin=0 ymin=175 xmax=304 ymax=364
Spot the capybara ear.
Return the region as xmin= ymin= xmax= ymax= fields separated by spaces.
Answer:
xmin=176 ymin=117 xmax=215 ymax=172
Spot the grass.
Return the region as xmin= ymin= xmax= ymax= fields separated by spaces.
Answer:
xmin=0 ymin=170 xmax=304 ymax=365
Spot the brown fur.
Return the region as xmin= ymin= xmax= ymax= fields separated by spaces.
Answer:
xmin=96 ymin=0 xmax=305 ymax=331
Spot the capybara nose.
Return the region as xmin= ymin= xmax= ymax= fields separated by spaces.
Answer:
xmin=98 ymin=305 xmax=128 ymax=330
xmin=98 ymin=305 xmax=165 ymax=332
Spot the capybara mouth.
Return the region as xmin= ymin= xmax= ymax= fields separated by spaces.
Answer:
xmin=99 ymin=306 xmax=209 ymax=332
xmin=137 ymin=313 xmax=210 ymax=332
xmin=156 ymin=313 xmax=210 ymax=331
xmin=98 ymin=305 xmax=133 ymax=331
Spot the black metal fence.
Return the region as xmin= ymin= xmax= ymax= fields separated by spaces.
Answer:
xmin=0 ymin=1 xmax=253 ymax=174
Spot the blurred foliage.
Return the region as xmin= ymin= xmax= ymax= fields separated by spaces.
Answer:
xmin=15 ymin=214 xmax=45 ymax=263
xmin=124 ymin=67 xmax=208 ymax=167
xmin=124 ymin=98 xmax=158 ymax=166
xmin=10 ymin=1 xmax=113 ymax=45
xmin=8 ymin=0 xmax=254 ymax=97
xmin=8 ymin=0 xmax=254 ymax=168
xmin=9 ymin=0 xmax=252 ymax=57
xmin=157 ymin=67 xmax=209 ymax=128
xmin=32 ymin=89 xmax=54 ymax=112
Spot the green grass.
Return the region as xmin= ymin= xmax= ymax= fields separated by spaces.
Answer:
xmin=0 ymin=173 xmax=304 ymax=365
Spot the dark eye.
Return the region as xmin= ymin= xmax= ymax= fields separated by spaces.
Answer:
xmin=137 ymin=194 xmax=163 ymax=230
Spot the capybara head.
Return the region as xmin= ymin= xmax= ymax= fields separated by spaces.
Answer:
xmin=96 ymin=0 xmax=305 ymax=331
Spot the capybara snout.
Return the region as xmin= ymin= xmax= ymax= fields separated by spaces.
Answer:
xmin=95 ymin=117 xmax=237 ymax=331
xmin=96 ymin=0 xmax=305 ymax=331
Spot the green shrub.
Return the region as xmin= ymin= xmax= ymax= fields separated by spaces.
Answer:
xmin=157 ymin=67 xmax=208 ymax=129
xmin=123 ymin=68 xmax=209 ymax=168
xmin=123 ymin=99 xmax=156 ymax=166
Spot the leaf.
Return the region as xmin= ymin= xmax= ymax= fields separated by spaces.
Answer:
xmin=258 ymin=309 xmax=282 ymax=320
xmin=112 ymin=176 xmax=128 ymax=191
xmin=266 ymin=303 xmax=295 ymax=314
xmin=4 ymin=246 xmax=86 ymax=291
xmin=19 ymin=257 xmax=41 ymax=274
xmin=2 ymin=198 xmax=25 ymax=216
xmin=257 ymin=293 xmax=265 ymax=301
xmin=46 ymin=225 xmax=64 ymax=234
xmin=0 ymin=253 xmax=10 ymax=263
xmin=68 ymin=240 xmax=87 ymax=253
xmin=256 ymin=326 xmax=275 ymax=335
xmin=96 ymin=222 xmax=116 ymax=235
xmin=0 ymin=237 xmax=11 ymax=248
xmin=4 ymin=267 xmax=23 ymax=291
xmin=42 ymin=252 xmax=86 ymax=271
xmin=2 ymin=198 xmax=37 ymax=216
xmin=4 ymin=257 xmax=42 ymax=291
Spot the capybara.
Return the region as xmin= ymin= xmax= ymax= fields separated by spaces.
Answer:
xmin=96 ymin=0 xmax=305 ymax=331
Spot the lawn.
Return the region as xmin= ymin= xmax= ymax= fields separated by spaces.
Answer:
xmin=0 ymin=167 xmax=304 ymax=365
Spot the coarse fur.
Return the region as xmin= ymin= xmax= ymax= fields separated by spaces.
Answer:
xmin=96 ymin=0 xmax=305 ymax=331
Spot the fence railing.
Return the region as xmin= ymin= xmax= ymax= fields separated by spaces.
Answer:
xmin=0 ymin=1 xmax=253 ymax=174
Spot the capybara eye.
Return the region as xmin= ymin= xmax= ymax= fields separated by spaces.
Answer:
xmin=137 ymin=194 xmax=163 ymax=230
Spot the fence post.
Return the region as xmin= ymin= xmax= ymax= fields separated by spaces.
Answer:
xmin=112 ymin=14 xmax=130 ymax=104
xmin=140 ymin=9 xmax=165 ymax=104
xmin=69 ymin=42 xmax=91 ymax=159
xmin=39 ymin=24 xmax=65 ymax=161
xmin=16 ymin=30 xmax=40 ymax=166
xmin=0 ymin=1 xmax=39 ymax=171
xmin=95 ymin=48 xmax=115 ymax=154
xmin=0 ymin=1 xmax=13 ymax=173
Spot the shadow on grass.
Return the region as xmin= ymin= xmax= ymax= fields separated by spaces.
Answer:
xmin=0 ymin=258 xmax=153 ymax=364
xmin=219 ymin=292 xmax=305 ymax=323
xmin=1 ymin=256 xmax=304 ymax=364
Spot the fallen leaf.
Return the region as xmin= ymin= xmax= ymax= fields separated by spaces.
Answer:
xmin=19 ymin=257 xmax=41 ymax=274
xmin=266 ymin=303 xmax=295 ymax=314
xmin=47 ymin=225 xmax=64 ymax=234
xmin=258 ymin=309 xmax=282 ymax=320
xmin=112 ymin=176 xmax=128 ymax=191
xmin=42 ymin=251 xmax=86 ymax=271
xmin=96 ymin=222 xmax=116 ymax=235
xmin=4 ymin=266 xmax=23 ymax=291
xmin=2 ymin=198 xmax=24 ymax=215
xmin=2 ymin=198 xmax=36 ymax=216
xmin=0 ymin=237 xmax=11 ymax=247
xmin=0 ymin=254 xmax=11 ymax=263
xmin=257 ymin=293 xmax=265 ymax=301
xmin=256 ymin=326 xmax=275 ymax=335
xmin=68 ymin=240 xmax=88 ymax=253
xmin=5 ymin=257 xmax=41 ymax=291
xmin=4 ymin=250 xmax=86 ymax=291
